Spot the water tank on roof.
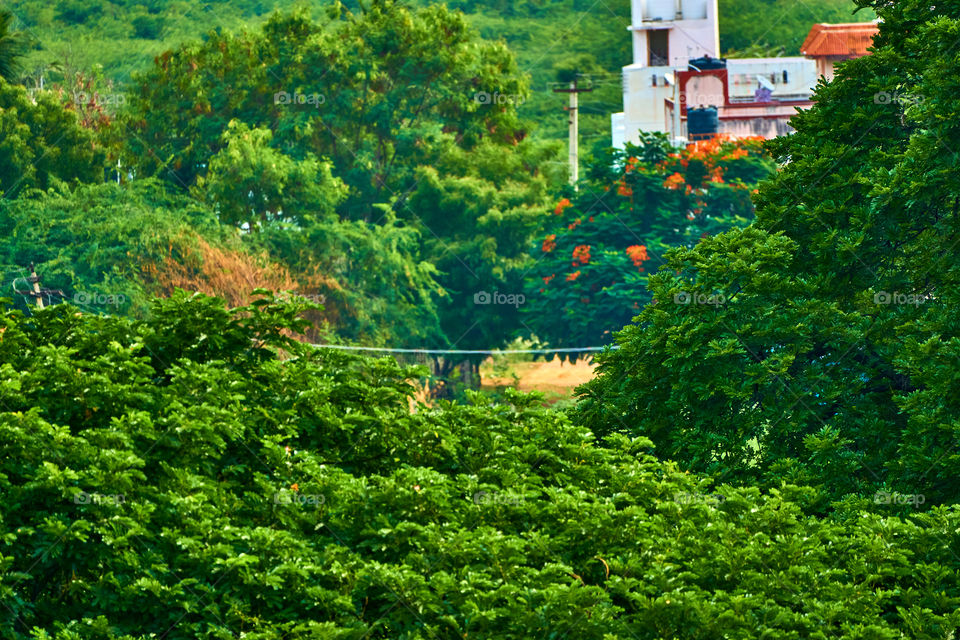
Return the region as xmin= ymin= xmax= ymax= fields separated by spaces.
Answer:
xmin=688 ymin=56 xmax=726 ymax=71
xmin=687 ymin=106 xmax=719 ymax=139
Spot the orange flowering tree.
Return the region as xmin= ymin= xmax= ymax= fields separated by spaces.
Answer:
xmin=526 ymin=133 xmax=774 ymax=357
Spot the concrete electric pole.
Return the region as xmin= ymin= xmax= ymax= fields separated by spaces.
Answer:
xmin=553 ymin=78 xmax=594 ymax=189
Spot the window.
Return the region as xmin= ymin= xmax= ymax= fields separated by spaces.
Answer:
xmin=649 ymin=30 xmax=669 ymax=66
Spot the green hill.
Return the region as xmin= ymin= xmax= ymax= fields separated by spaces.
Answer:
xmin=7 ymin=0 xmax=872 ymax=147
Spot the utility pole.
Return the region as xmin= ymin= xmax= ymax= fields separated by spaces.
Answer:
xmin=28 ymin=263 xmax=44 ymax=309
xmin=14 ymin=264 xmax=63 ymax=310
xmin=553 ymin=78 xmax=594 ymax=189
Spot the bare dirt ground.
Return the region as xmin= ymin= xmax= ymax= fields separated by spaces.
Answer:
xmin=481 ymin=356 xmax=596 ymax=399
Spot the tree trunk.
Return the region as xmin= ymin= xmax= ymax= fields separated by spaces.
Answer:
xmin=428 ymin=356 xmax=482 ymax=400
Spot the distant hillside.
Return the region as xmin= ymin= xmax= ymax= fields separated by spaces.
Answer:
xmin=6 ymin=0 xmax=872 ymax=148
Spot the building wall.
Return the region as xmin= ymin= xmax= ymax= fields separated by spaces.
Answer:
xmin=629 ymin=0 xmax=719 ymax=67
xmin=621 ymin=64 xmax=675 ymax=140
xmin=719 ymin=117 xmax=796 ymax=139
xmin=725 ymin=58 xmax=818 ymax=100
xmin=815 ymin=58 xmax=836 ymax=81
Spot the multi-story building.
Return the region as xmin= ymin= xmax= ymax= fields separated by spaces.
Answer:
xmin=611 ymin=0 xmax=876 ymax=147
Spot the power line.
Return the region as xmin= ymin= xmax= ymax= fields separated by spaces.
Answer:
xmin=4 ymin=274 xmax=617 ymax=356
xmin=310 ymin=344 xmax=618 ymax=355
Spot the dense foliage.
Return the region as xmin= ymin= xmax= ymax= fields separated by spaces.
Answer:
xmin=0 ymin=180 xmax=218 ymax=315
xmin=116 ymin=1 xmax=559 ymax=368
xmin=526 ymin=134 xmax=773 ymax=354
xmin=1 ymin=293 xmax=958 ymax=638
xmin=0 ymin=181 xmax=445 ymax=347
xmin=720 ymin=0 xmax=875 ymax=55
xmin=577 ymin=0 xmax=960 ymax=511
xmin=4 ymin=0 xmax=872 ymax=147
xmin=0 ymin=9 xmax=27 ymax=81
xmin=0 ymin=79 xmax=105 ymax=196
xmin=121 ymin=2 xmax=530 ymax=220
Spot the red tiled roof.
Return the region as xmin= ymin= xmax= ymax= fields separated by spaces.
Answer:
xmin=801 ymin=22 xmax=878 ymax=58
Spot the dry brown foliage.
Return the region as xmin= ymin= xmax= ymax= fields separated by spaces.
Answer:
xmin=140 ymin=234 xmax=343 ymax=341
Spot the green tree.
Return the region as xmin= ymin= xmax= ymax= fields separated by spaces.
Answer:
xmin=252 ymin=211 xmax=447 ymax=348
xmin=0 ymin=80 xmax=106 ymax=196
xmin=577 ymin=0 xmax=960 ymax=511
xmin=197 ymin=120 xmax=347 ymax=229
xmin=526 ymin=134 xmax=772 ymax=356
xmin=121 ymin=1 xmax=528 ymax=220
xmin=0 ymin=9 xmax=28 ymax=82
xmin=404 ymin=137 xmax=559 ymax=393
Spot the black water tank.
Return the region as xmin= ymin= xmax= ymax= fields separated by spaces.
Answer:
xmin=687 ymin=106 xmax=719 ymax=138
xmin=688 ymin=56 xmax=726 ymax=71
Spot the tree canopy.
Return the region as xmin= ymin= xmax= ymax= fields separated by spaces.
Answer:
xmin=1 ymin=293 xmax=958 ymax=638
xmin=121 ymin=1 xmax=529 ymax=220
xmin=0 ymin=79 xmax=106 ymax=196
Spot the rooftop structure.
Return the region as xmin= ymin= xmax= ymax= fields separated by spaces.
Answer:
xmin=801 ymin=22 xmax=879 ymax=81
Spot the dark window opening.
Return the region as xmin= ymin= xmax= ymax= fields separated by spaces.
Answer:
xmin=649 ymin=30 xmax=669 ymax=66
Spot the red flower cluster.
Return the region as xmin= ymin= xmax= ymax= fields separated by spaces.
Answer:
xmin=572 ymin=244 xmax=591 ymax=265
xmin=626 ymin=244 xmax=650 ymax=272
xmin=663 ymin=173 xmax=685 ymax=190
xmin=554 ymin=197 xmax=573 ymax=215
xmin=542 ymin=234 xmax=557 ymax=253
xmin=566 ymin=270 xmax=581 ymax=281
xmin=721 ymin=147 xmax=749 ymax=161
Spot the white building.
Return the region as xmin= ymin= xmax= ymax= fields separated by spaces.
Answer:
xmin=612 ymin=0 xmax=821 ymax=147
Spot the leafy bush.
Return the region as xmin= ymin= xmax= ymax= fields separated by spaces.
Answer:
xmin=1 ymin=293 xmax=958 ymax=638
